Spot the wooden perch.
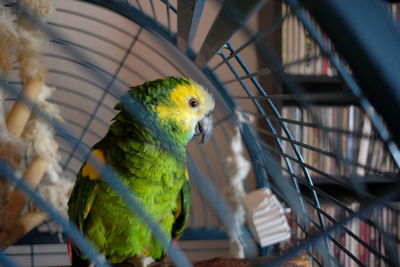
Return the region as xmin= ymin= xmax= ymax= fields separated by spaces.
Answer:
xmin=55 ymin=256 xmax=311 ymax=267
xmin=0 ymin=211 xmax=48 ymax=249
xmin=0 ymin=154 xmax=49 ymax=246
xmin=0 ymin=75 xmax=58 ymax=248
xmin=106 ymin=255 xmax=311 ymax=267
xmin=193 ymin=255 xmax=311 ymax=267
xmin=6 ymin=77 xmax=44 ymax=137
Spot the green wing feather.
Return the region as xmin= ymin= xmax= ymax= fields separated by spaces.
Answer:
xmin=171 ymin=179 xmax=191 ymax=239
xmin=67 ymin=164 xmax=98 ymax=231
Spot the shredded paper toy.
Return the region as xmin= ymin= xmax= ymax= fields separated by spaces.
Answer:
xmin=243 ymin=188 xmax=291 ymax=247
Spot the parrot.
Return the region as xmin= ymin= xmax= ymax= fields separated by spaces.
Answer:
xmin=67 ymin=77 xmax=215 ymax=266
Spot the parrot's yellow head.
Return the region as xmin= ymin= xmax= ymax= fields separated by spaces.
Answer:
xmin=156 ymin=78 xmax=215 ymax=144
xmin=123 ymin=77 xmax=215 ymax=146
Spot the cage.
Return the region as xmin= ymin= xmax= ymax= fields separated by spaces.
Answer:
xmin=1 ymin=0 xmax=400 ymax=266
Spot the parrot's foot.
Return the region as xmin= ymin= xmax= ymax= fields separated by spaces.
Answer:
xmin=125 ymin=256 xmax=155 ymax=267
xmin=141 ymin=256 xmax=155 ymax=267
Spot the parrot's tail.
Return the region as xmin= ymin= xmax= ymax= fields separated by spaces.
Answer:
xmin=67 ymin=238 xmax=91 ymax=267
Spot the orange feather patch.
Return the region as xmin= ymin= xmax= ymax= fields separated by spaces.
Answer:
xmin=82 ymin=149 xmax=105 ymax=180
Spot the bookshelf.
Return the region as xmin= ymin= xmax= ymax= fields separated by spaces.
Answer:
xmin=272 ymin=0 xmax=400 ymax=187
xmin=256 ymin=1 xmax=400 ymax=184
xmin=299 ymin=175 xmax=399 ymax=204
xmin=257 ymin=1 xmax=400 ymax=265
xmin=282 ymin=75 xmax=357 ymax=106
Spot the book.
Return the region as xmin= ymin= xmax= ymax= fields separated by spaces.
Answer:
xmin=280 ymin=106 xmax=399 ymax=178
xmin=283 ymin=203 xmax=400 ymax=266
xmin=281 ymin=4 xmax=336 ymax=76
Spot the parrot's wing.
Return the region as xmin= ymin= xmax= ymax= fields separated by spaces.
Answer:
xmin=171 ymin=179 xmax=191 ymax=239
xmin=68 ymin=171 xmax=98 ymax=230
xmin=68 ymin=149 xmax=104 ymax=231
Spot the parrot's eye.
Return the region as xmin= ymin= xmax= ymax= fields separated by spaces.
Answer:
xmin=188 ymin=98 xmax=199 ymax=108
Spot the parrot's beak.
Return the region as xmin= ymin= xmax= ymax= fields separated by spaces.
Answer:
xmin=195 ymin=114 xmax=213 ymax=144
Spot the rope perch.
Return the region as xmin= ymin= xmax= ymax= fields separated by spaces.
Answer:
xmin=0 ymin=0 xmax=71 ymax=249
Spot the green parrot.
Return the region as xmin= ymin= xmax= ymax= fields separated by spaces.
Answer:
xmin=67 ymin=77 xmax=215 ymax=265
